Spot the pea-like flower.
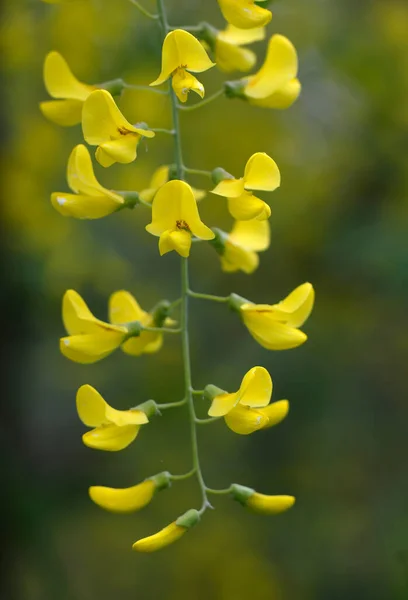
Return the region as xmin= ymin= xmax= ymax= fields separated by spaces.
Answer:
xmin=40 ymin=51 xmax=95 ymax=126
xmin=89 ymin=471 xmax=171 ymax=513
xmin=82 ymin=89 xmax=155 ymax=167
xmin=231 ymin=484 xmax=295 ymax=514
xmin=150 ymin=29 xmax=215 ymax=103
xmin=146 ymin=180 xmax=215 ymax=257
xmin=207 ymin=366 xmax=288 ymax=435
xmin=243 ymin=35 xmax=301 ymax=109
xmin=139 ymin=165 xmax=205 ymax=204
xmin=51 ymin=145 xmax=126 ymax=219
xmin=232 ymin=282 xmax=315 ymax=350
xmin=202 ymin=24 xmax=265 ymax=73
xmin=211 ymin=219 xmax=270 ymax=274
xmin=217 ymin=0 xmax=272 ymax=30
xmin=60 ymin=289 xmax=169 ymax=363
xmin=77 ymin=385 xmax=148 ymax=451
xmin=211 ymin=152 xmax=280 ymax=221
xmin=133 ymin=509 xmax=200 ymax=553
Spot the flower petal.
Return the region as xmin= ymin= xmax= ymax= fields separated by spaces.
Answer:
xmin=172 ymin=69 xmax=204 ymax=103
xmin=228 ymin=219 xmax=270 ymax=251
xmin=215 ymin=40 xmax=256 ymax=73
xmin=159 ymin=229 xmax=192 ymax=258
xmin=238 ymin=366 xmax=272 ymax=408
xmin=221 ymin=243 xmax=259 ymax=274
xmin=249 ymin=78 xmax=301 ymax=109
xmin=208 ymin=392 xmax=238 ymax=417
xmin=241 ymin=307 xmax=308 ymax=350
xmin=82 ymin=424 xmax=140 ymax=451
xmin=51 ymin=192 xmax=122 ymax=219
xmin=43 ymin=51 xmax=93 ymax=100
xmin=244 ymin=152 xmax=281 ymax=192
xmin=259 ymin=400 xmax=289 ymax=429
xmin=211 ymin=178 xmax=245 ymax=198
xmin=60 ymin=331 xmax=125 ymax=363
xmin=109 ymin=290 xmax=146 ymax=325
xmin=76 ymin=384 xmax=108 ymax=427
xmin=270 ymin=283 xmax=315 ymax=328
xmin=218 ymin=25 xmax=265 ymax=46
xmin=217 ymin=0 xmax=272 ymax=30
xmin=40 ymin=99 xmax=83 ymax=127
xmin=224 ymin=404 xmax=269 ymax=435
xmin=246 ymin=493 xmax=295 ymax=514
xmin=227 ymin=192 xmax=271 ymax=221
xmin=89 ymin=480 xmax=156 ymax=513
xmin=95 ymin=136 xmax=140 ymax=167
xmin=82 ymin=89 xmax=138 ymax=145
xmin=132 ymin=522 xmax=186 ymax=553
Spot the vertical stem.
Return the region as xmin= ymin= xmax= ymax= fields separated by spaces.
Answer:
xmin=156 ymin=0 xmax=209 ymax=514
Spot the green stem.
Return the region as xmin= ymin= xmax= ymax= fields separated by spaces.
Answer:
xmin=183 ymin=167 xmax=212 ymax=178
xmin=195 ymin=417 xmax=220 ymax=425
xmin=142 ymin=326 xmax=181 ymax=334
xmin=205 ymin=486 xmax=233 ymax=496
xmin=170 ymin=468 xmax=196 ymax=481
xmin=157 ymin=399 xmax=187 ymax=410
xmin=151 ymin=128 xmax=176 ymax=135
xmin=188 ymin=290 xmax=230 ymax=303
xmin=178 ymin=89 xmax=224 ymax=112
xmin=129 ymin=0 xmax=158 ymax=19
xmin=122 ymin=82 xmax=168 ymax=94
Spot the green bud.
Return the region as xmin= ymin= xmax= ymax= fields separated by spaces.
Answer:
xmin=211 ymin=167 xmax=234 ymax=185
xmin=136 ymin=399 xmax=160 ymax=418
xmin=151 ymin=300 xmax=171 ymax=327
xmin=230 ymin=484 xmax=255 ymax=506
xmin=208 ymin=228 xmax=227 ymax=256
xmin=224 ymin=80 xmax=247 ymax=100
xmin=99 ymin=78 xmax=125 ymax=96
xmin=176 ymin=509 xmax=200 ymax=529
xmin=204 ymin=384 xmax=227 ymax=403
xmin=228 ymin=293 xmax=250 ymax=312
xmin=150 ymin=471 xmax=172 ymax=491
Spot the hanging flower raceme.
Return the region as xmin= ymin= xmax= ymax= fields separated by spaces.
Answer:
xmin=230 ymin=282 xmax=315 ymax=350
xmin=139 ymin=165 xmax=205 ymax=204
xmin=217 ymin=0 xmax=272 ymax=30
xmin=200 ymin=23 xmax=265 ymax=73
xmin=210 ymin=219 xmax=270 ymax=274
xmin=133 ymin=509 xmax=200 ymax=553
xmin=225 ymin=35 xmax=301 ymax=110
xmin=82 ymin=90 xmax=155 ymax=167
xmin=146 ymin=180 xmax=215 ymax=257
xmin=230 ymin=484 xmax=295 ymax=514
xmin=51 ymin=144 xmax=134 ymax=219
xmin=205 ymin=366 xmax=288 ymax=435
xmin=60 ymin=289 xmax=171 ymax=364
xmin=150 ymin=29 xmax=215 ymax=103
xmin=76 ymin=385 xmax=148 ymax=451
xmin=89 ymin=471 xmax=172 ymax=513
xmin=211 ymin=152 xmax=280 ymax=221
xmin=40 ymin=51 xmax=95 ymax=126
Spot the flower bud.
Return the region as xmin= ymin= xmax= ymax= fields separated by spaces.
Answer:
xmin=133 ymin=509 xmax=200 ymax=553
xmin=231 ymin=484 xmax=295 ymax=514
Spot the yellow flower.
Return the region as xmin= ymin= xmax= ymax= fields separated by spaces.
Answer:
xmin=237 ymin=282 xmax=315 ymax=350
xmin=40 ymin=51 xmax=95 ymax=126
xmin=244 ymin=35 xmax=301 ymax=109
xmin=76 ymin=384 xmax=148 ymax=451
xmin=139 ymin=165 xmax=206 ymax=204
xmin=51 ymin=145 xmax=125 ymax=219
xmin=133 ymin=509 xmax=200 ymax=553
xmin=205 ymin=24 xmax=265 ymax=73
xmin=89 ymin=471 xmax=171 ymax=513
xmin=208 ymin=366 xmax=275 ymax=435
xmin=82 ymin=89 xmax=155 ymax=167
xmin=217 ymin=0 xmax=272 ymax=30
xmin=212 ymin=152 xmax=280 ymax=220
xmin=150 ymin=29 xmax=215 ymax=103
xmin=231 ymin=484 xmax=295 ymax=514
xmin=146 ymin=180 xmax=214 ymax=258
xmin=212 ymin=219 xmax=270 ymax=274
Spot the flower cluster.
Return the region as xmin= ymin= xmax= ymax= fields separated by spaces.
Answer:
xmin=42 ymin=0 xmax=314 ymax=553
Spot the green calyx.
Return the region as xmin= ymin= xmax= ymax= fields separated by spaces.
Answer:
xmin=125 ymin=321 xmax=142 ymax=339
xmin=211 ymin=167 xmax=234 ymax=185
xmin=175 ymin=509 xmax=200 ymax=529
xmin=208 ymin=228 xmax=227 ymax=256
xmin=228 ymin=293 xmax=250 ymax=313
xmin=99 ymin=78 xmax=125 ymax=96
xmin=224 ymin=80 xmax=247 ymax=100
xmin=135 ymin=399 xmax=160 ymax=418
xmin=151 ymin=300 xmax=171 ymax=327
xmin=230 ymin=484 xmax=255 ymax=506
xmin=118 ymin=191 xmax=140 ymax=210
xmin=150 ymin=471 xmax=172 ymax=491
xmin=203 ymin=384 xmax=227 ymax=403
xmin=199 ymin=22 xmax=218 ymax=51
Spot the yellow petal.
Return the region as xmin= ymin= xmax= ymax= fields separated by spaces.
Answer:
xmin=172 ymin=69 xmax=205 ymax=103
xmin=151 ymin=29 xmax=215 ymax=87
xmin=246 ymin=493 xmax=295 ymax=514
xmin=62 ymin=289 xmax=99 ymax=335
xmin=121 ymin=331 xmax=163 ymax=356
xmin=217 ymin=0 xmax=272 ymax=30
xmin=243 ymin=152 xmax=281 ymax=192
xmin=159 ymin=229 xmax=192 ymax=258
xmin=43 ymin=51 xmax=93 ymax=100
xmin=139 ymin=165 xmax=170 ymax=202
xmin=132 ymin=522 xmax=186 ymax=553
xmin=76 ymin=384 xmax=108 ymax=427
xmin=208 ymin=392 xmax=239 ymax=417
xmin=82 ymin=424 xmax=140 ymax=451
xmin=215 ymin=40 xmax=256 ymax=73
xmin=229 ymin=219 xmax=270 ymax=251
xmin=192 ymin=187 xmax=206 ymax=202
xmin=238 ymin=366 xmax=272 ymax=408
xmin=67 ymin=144 xmax=119 ymax=197
xmin=227 ymin=192 xmax=271 ymax=221
xmin=51 ymin=192 xmax=122 ymax=219
xmin=221 ymin=243 xmax=259 ymax=274
xmin=89 ymin=480 xmax=156 ymax=513
xmin=211 ymin=177 xmax=245 ymax=198
xmin=259 ymin=400 xmax=289 ymax=429
xmin=241 ymin=306 xmax=307 ymax=350
xmin=269 ymin=283 xmax=315 ymax=328
xmin=219 ymin=25 xmax=265 ymax=46
xmin=244 ymin=35 xmax=298 ymax=99
xmin=39 ymin=99 xmax=83 ymax=127
xmin=60 ymin=330 xmax=125 ymax=363
xmin=109 ymin=290 xmax=146 ymax=324
xmin=249 ymin=78 xmax=301 ymax=109
xmin=224 ymin=404 xmax=269 ymax=434
xmin=95 ymin=136 xmax=140 ymax=167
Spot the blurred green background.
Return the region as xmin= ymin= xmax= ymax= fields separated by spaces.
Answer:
xmin=1 ymin=0 xmax=408 ymax=598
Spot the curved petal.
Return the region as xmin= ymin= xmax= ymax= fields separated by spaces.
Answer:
xmin=82 ymin=90 xmax=138 ymax=145
xmin=246 ymin=493 xmax=295 ymax=514
xmin=211 ymin=178 xmax=245 ymax=198
xmin=40 ymin=99 xmax=83 ymax=126
xmin=109 ymin=290 xmax=146 ymax=325
xmin=89 ymin=480 xmax=156 ymax=513
xmin=121 ymin=331 xmax=163 ymax=356
xmin=60 ymin=330 xmax=125 ymax=363
xmin=76 ymin=384 xmax=108 ymax=427
xmin=159 ymin=229 xmax=192 ymax=258
xmin=151 ymin=30 xmax=214 ymax=87
xmin=218 ymin=0 xmax=272 ymax=30
xmin=208 ymin=392 xmax=238 ymax=417
xmin=62 ymin=289 xmax=98 ymax=335
xmin=227 ymin=192 xmax=271 ymax=221
xmin=215 ymin=40 xmax=256 ymax=73
xmin=244 ymin=35 xmax=298 ymax=99
xmin=82 ymin=424 xmax=140 ymax=451
xmin=259 ymin=400 xmax=289 ymax=429
xmin=244 ymin=152 xmax=281 ymax=192
xmin=224 ymin=404 xmax=269 ymax=434
xmin=228 ymin=219 xmax=270 ymax=252
xmin=68 ymin=144 xmax=104 ymax=195
xmin=270 ymin=283 xmax=315 ymax=328
xmin=242 ymin=316 xmax=308 ymax=350
xmin=238 ymin=366 xmax=272 ymax=408
xmin=221 ymin=243 xmax=259 ymax=274
xmin=95 ymin=135 xmax=140 ymax=167
xmin=43 ymin=51 xmax=93 ymax=100
xmin=132 ymin=522 xmax=186 ymax=552
xmin=249 ymin=78 xmax=301 ymax=109
xmin=51 ymin=192 xmax=122 ymax=219
xmin=218 ymin=25 xmax=265 ymax=46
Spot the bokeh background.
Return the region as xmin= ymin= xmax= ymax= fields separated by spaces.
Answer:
xmin=1 ymin=0 xmax=408 ymax=598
